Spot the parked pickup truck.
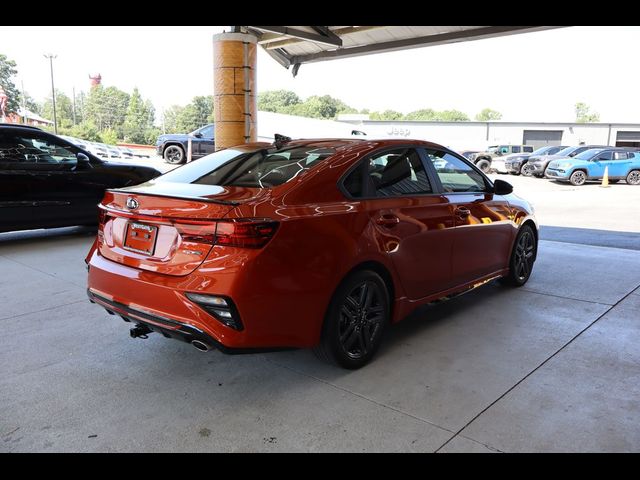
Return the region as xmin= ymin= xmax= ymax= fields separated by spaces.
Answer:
xmin=156 ymin=124 xmax=215 ymax=164
xmin=468 ymin=144 xmax=534 ymax=173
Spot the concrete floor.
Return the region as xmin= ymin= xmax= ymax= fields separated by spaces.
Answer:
xmin=1 ymin=173 xmax=640 ymax=452
xmin=1 ymin=224 xmax=639 ymax=452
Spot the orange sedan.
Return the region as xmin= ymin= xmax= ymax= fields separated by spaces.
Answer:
xmin=86 ymin=138 xmax=538 ymax=369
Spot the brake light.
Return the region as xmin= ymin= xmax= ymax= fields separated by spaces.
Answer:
xmin=215 ymin=219 xmax=279 ymax=248
xmin=174 ymin=221 xmax=217 ymax=244
xmin=175 ymin=219 xmax=278 ymax=248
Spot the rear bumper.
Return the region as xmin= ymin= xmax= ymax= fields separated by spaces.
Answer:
xmin=86 ymin=245 xmax=327 ymax=350
xmin=87 ymin=289 xmax=290 ymax=354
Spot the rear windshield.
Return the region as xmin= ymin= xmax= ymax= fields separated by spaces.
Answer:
xmin=157 ymin=145 xmax=336 ymax=188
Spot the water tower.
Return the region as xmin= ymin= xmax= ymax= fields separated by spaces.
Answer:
xmin=89 ymin=74 xmax=102 ymax=88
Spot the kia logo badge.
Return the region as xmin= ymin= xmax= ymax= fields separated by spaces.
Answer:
xmin=126 ymin=197 xmax=139 ymax=210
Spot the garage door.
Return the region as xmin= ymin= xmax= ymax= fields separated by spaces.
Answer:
xmin=522 ymin=130 xmax=564 ymax=149
xmin=616 ymin=131 xmax=640 ymax=148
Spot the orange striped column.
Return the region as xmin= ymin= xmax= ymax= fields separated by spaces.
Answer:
xmin=212 ymin=32 xmax=257 ymax=151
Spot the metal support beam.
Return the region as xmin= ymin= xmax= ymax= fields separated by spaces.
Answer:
xmin=289 ymin=26 xmax=559 ymax=64
xmin=249 ymin=26 xmax=343 ymax=47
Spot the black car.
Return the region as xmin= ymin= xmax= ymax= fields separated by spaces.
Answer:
xmin=527 ymin=145 xmax=608 ymax=178
xmin=0 ymin=124 xmax=161 ymax=233
xmin=156 ymin=124 xmax=215 ymax=164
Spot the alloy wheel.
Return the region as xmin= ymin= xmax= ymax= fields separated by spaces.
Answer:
xmin=570 ymin=170 xmax=586 ymax=186
xmin=521 ymin=164 xmax=534 ymax=177
xmin=164 ymin=146 xmax=184 ymax=164
xmin=339 ymin=281 xmax=385 ymax=360
xmin=627 ymin=170 xmax=640 ymax=185
xmin=514 ymin=231 xmax=535 ymax=281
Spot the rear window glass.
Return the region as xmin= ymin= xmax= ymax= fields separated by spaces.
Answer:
xmin=157 ymin=145 xmax=335 ymax=188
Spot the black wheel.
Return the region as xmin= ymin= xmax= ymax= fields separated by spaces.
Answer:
xmin=521 ymin=163 xmax=534 ymax=177
xmin=626 ymin=170 xmax=640 ymax=185
xmin=313 ymin=270 xmax=390 ymax=369
xmin=163 ymin=145 xmax=185 ymax=164
xmin=501 ymin=225 xmax=536 ymax=287
xmin=476 ymin=159 xmax=491 ymax=173
xmin=569 ymin=170 xmax=587 ymax=186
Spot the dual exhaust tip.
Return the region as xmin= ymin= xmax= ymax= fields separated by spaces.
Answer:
xmin=191 ymin=340 xmax=212 ymax=352
xmin=130 ymin=325 xmax=212 ymax=352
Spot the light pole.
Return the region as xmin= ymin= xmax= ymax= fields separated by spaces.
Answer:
xmin=44 ymin=54 xmax=58 ymax=134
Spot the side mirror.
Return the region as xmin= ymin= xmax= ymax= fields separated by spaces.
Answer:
xmin=193 ymin=132 xmax=203 ymax=138
xmin=493 ymin=179 xmax=513 ymax=195
xmin=77 ymin=152 xmax=92 ymax=168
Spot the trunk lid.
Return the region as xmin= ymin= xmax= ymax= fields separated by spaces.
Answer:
xmin=97 ymin=181 xmax=265 ymax=276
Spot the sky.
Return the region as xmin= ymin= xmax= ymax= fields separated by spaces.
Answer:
xmin=1 ymin=25 xmax=639 ymax=123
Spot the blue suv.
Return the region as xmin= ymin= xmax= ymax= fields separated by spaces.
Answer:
xmin=156 ymin=124 xmax=215 ymax=164
xmin=546 ymin=147 xmax=640 ymax=186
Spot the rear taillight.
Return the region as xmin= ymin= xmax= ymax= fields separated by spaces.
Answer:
xmin=175 ymin=218 xmax=278 ymax=248
xmin=215 ymin=219 xmax=279 ymax=248
xmin=174 ymin=220 xmax=217 ymax=244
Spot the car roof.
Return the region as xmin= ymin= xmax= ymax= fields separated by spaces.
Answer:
xmin=0 ymin=123 xmax=44 ymax=132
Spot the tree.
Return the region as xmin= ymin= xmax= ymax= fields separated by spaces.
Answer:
xmin=42 ymin=89 xmax=74 ymax=128
xmin=475 ymin=108 xmax=502 ymax=121
xmin=436 ymin=109 xmax=469 ymax=122
xmin=575 ymin=102 xmax=600 ymax=123
xmin=258 ymin=90 xmax=301 ymax=112
xmin=123 ymin=87 xmax=154 ymax=144
xmin=0 ymin=54 xmax=20 ymax=115
xmin=162 ymin=105 xmax=184 ymax=133
xmin=370 ymin=109 xmax=404 ymax=120
xmin=85 ymin=85 xmax=130 ymax=133
xmin=404 ymin=109 xmax=437 ymax=121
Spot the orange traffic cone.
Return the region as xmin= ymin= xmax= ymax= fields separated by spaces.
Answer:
xmin=600 ymin=166 xmax=610 ymax=188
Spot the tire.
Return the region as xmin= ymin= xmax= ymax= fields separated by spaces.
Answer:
xmin=500 ymin=224 xmax=536 ymax=287
xmin=313 ymin=270 xmax=390 ymax=369
xmin=521 ymin=163 xmax=535 ymax=177
xmin=608 ymin=179 xmax=620 ymax=184
xmin=626 ymin=170 xmax=640 ymax=185
xmin=475 ymin=159 xmax=491 ymax=173
xmin=163 ymin=145 xmax=185 ymax=164
xmin=569 ymin=170 xmax=587 ymax=186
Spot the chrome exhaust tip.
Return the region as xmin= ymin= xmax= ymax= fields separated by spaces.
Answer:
xmin=191 ymin=340 xmax=211 ymax=352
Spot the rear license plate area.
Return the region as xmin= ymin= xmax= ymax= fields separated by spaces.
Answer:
xmin=123 ymin=222 xmax=158 ymax=255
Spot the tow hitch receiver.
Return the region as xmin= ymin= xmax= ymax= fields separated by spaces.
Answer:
xmin=130 ymin=324 xmax=152 ymax=339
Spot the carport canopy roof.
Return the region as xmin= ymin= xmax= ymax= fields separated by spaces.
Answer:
xmin=238 ymin=26 xmax=563 ymax=75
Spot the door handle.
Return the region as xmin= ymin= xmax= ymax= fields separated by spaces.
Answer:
xmin=375 ymin=215 xmax=400 ymax=227
xmin=455 ymin=207 xmax=471 ymax=218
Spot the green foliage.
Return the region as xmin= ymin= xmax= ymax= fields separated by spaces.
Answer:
xmin=85 ymin=85 xmax=130 ymax=133
xmin=163 ymin=95 xmax=214 ymax=133
xmin=369 ymin=109 xmax=404 ymax=120
xmin=437 ymin=109 xmax=470 ymax=121
xmin=100 ymin=128 xmax=119 ymax=145
xmin=257 ymin=90 xmax=301 ymax=112
xmin=575 ymin=102 xmax=600 ymax=123
xmin=41 ymin=89 xmax=74 ymax=127
xmin=143 ymin=127 xmax=162 ymax=145
xmin=123 ymin=87 xmax=155 ymax=144
xmin=475 ymin=108 xmax=502 ymax=121
xmin=0 ymin=54 xmax=20 ymax=114
xmin=257 ymin=90 xmax=356 ymax=120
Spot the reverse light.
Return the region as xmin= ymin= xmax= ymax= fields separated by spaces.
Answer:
xmin=185 ymin=293 xmax=243 ymax=330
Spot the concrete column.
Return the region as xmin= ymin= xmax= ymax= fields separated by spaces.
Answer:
xmin=212 ymin=32 xmax=257 ymax=151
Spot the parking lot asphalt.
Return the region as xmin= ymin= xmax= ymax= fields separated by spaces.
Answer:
xmin=1 ymin=175 xmax=639 ymax=452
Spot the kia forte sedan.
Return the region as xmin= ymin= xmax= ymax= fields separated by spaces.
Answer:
xmin=86 ymin=138 xmax=538 ymax=369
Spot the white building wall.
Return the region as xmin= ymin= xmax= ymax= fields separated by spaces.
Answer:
xmin=257 ymin=114 xmax=640 ymax=149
